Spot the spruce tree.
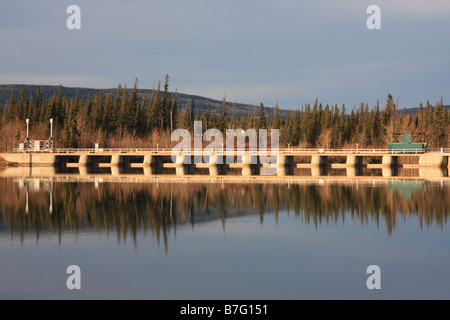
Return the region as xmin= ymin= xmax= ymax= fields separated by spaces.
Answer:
xmin=190 ymin=99 xmax=195 ymax=132
xmin=283 ymin=111 xmax=291 ymax=146
xmin=290 ymin=110 xmax=301 ymax=146
xmin=112 ymin=84 xmax=122 ymax=131
xmin=306 ymin=100 xmax=319 ymax=145
xmin=86 ymin=97 xmax=94 ymax=128
xmin=273 ymin=101 xmax=280 ymax=130
xmin=219 ymin=94 xmax=227 ymax=133
xmin=148 ymin=82 xmax=161 ymax=131
xmin=372 ymin=102 xmax=382 ymax=146
xmin=103 ymin=92 xmax=113 ymax=132
xmin=35 ymin=86 xmax=44 ymax=122
xmin=6 ymin=85 xmax=15 ymax=122
xmin=203 ymin=109 xmax=211 ymax=131
xmin=55 ymin=85 xmax=64 ymax=126
xmin=119 ymin=84 xmax=129 ymax=131
xmin=431 ymin=101 xmax=445 ymax=147
xmin=180 ymin=106 xmax=191 ymax=130
xmin=128 ymin=78 xmax=139 ymax=131
xmin=61 ymin=97 xmax=79 ymax=148
xmin=28 ymin=94 xmax=36 ymax=122
xmin=362 ymin=105 xmax=372 ymax=147
xmin=322 ymin=104 xmax=331 ymax=130
xmin=16 ymin=85 xmax=26 ymax=121
xmin=170 ymin=89 xmax=178 ymax=131
xmin=382 ymin=93 xmax=394 ymax=129
xmin=161 ymin=74 xmax=170 ymax=130
xmin=337 ymin=105 xmax=348 ymax=146
xmin=136 ymin=94 xmax=144 ymax=134
xmin=257 ymin=103 xmax=267 ymax=130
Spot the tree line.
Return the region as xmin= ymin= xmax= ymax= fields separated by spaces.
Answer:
xmin=0 ymin=75 xmax=449 ymax=150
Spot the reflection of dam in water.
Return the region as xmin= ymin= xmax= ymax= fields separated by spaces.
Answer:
xmin=1 ymin=170 xmax=449 ymax=251
xmin=4 ymin=167 xmax=449 ymax=222
xmin=12 ymin=177 xmax=250 ymax=228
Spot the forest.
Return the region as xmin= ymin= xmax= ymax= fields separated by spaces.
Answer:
xmin=0 ymin=75 xmax=449 ymax=152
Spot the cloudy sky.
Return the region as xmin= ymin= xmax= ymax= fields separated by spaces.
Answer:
xmin=1 ymin=0 xmax=449 ymax=110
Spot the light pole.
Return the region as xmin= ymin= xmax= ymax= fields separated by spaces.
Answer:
xmin=156 ymin=143 xmax=159 ymax=152
xmin=356 ymin=143 xmax=359 ymax=154
xmin=49 ymin=118 xmax=54 ymax=149
xmin=25 ymin=118 xmax=30 ymax=148
xmin=26 ymin=118 xmax=29 ymax=139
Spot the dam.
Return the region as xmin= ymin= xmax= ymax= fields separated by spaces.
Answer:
xmin=1 ymin=146 xmax=449 ymax=177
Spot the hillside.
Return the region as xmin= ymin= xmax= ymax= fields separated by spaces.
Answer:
xmin=396 ymin=105 xmax=450 ymax=116
xmin=0 ymin=84 xmax=290 ymax=119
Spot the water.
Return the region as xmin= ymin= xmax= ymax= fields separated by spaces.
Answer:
xmin=0 ymin=168 xmax=449 ymax=300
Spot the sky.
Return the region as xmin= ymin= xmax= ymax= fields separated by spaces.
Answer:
xmin=0 ymin=0 xmax=449 ymax=110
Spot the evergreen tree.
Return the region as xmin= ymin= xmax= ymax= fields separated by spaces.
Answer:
xmin=431 ymin=101 xmax=445 ymax=147
xmin=180 ymin=106 xmax=191 ymax=130
xmin=86 ymin=97 xmax=94 ymax=128
xmin=61 ymin=97 xmax=79 ymax=148
xmin=103 ymin=92 xmax=114 ymax=133
xmin=424 ymin=101 xmax=433 ymax=128
xmin=6 ymin=85 xmax=15 ymax=122
xmin=35 ymin=86 xmax=44 ymax=122
xmin=290 ymin=110 xmax=301 ymax=146
xmin=148 ymin=82 xmax=161 ymax=131
xmin=190 ymin=99 xmax=196 ymax=132
xmin=219 ymin=94 xmax=227 ymax=133
xmin=339 ymin=105 xmax=351 ymax=147
xmin=16 ymin=85 xmax=26 ymax=121
xmin=111 ymin=84 xmax=122 ymax=131
xmin=322 ymin=104 xmax=332 ymax=131
xmin=119 ymin=84 xmax=129 ymax=131
xmin=44 ymin=93 xmax=55 ymax=123
xmin=55 ymin=85 xmax=64 ymax=126
xmin=170 ymin=89 xmax=178 ymax=131
xmin=128 ymin=78 xmax=139 ymax=131
xmin=257 ymin=103 xmax=267 ymax=130
xmin=135 ymin=93 xmax=147 ymax=135
xmin=382 ymin=93 xmax=394 ymax=128
xmin=332 ymin=104 xmax=340 ymax=128
xmin=273 ymin=101 xmax=280 ymax=130
xmin=281 ymin=111 xmax=291 ymax=146
xmin=28 ymin=94 xmax=36 ymax=122
xmin=161 ymin=74 xmax=170 ymax=130
xmin=362 ymin=105 xmax=372 ymax=147
xmin=95 ymin=93 xmax=105 ymax=129
xmin=302 ymin=104 xmax=311 ymax=143
xmin=306 ymin=100 xmax=319 ymax=145
xmin=372 ymin=102 xmax=382 ymax=146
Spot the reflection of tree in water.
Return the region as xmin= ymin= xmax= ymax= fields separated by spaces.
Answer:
xmin=0 ymin=178 xmax=449 ymax=251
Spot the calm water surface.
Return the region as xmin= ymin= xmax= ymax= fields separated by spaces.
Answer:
xmin=0 ymin=169 xmax=449 ymax=299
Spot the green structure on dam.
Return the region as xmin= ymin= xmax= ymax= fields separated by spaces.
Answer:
xmin=388 ymin=133 xmax=428 ymax=153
